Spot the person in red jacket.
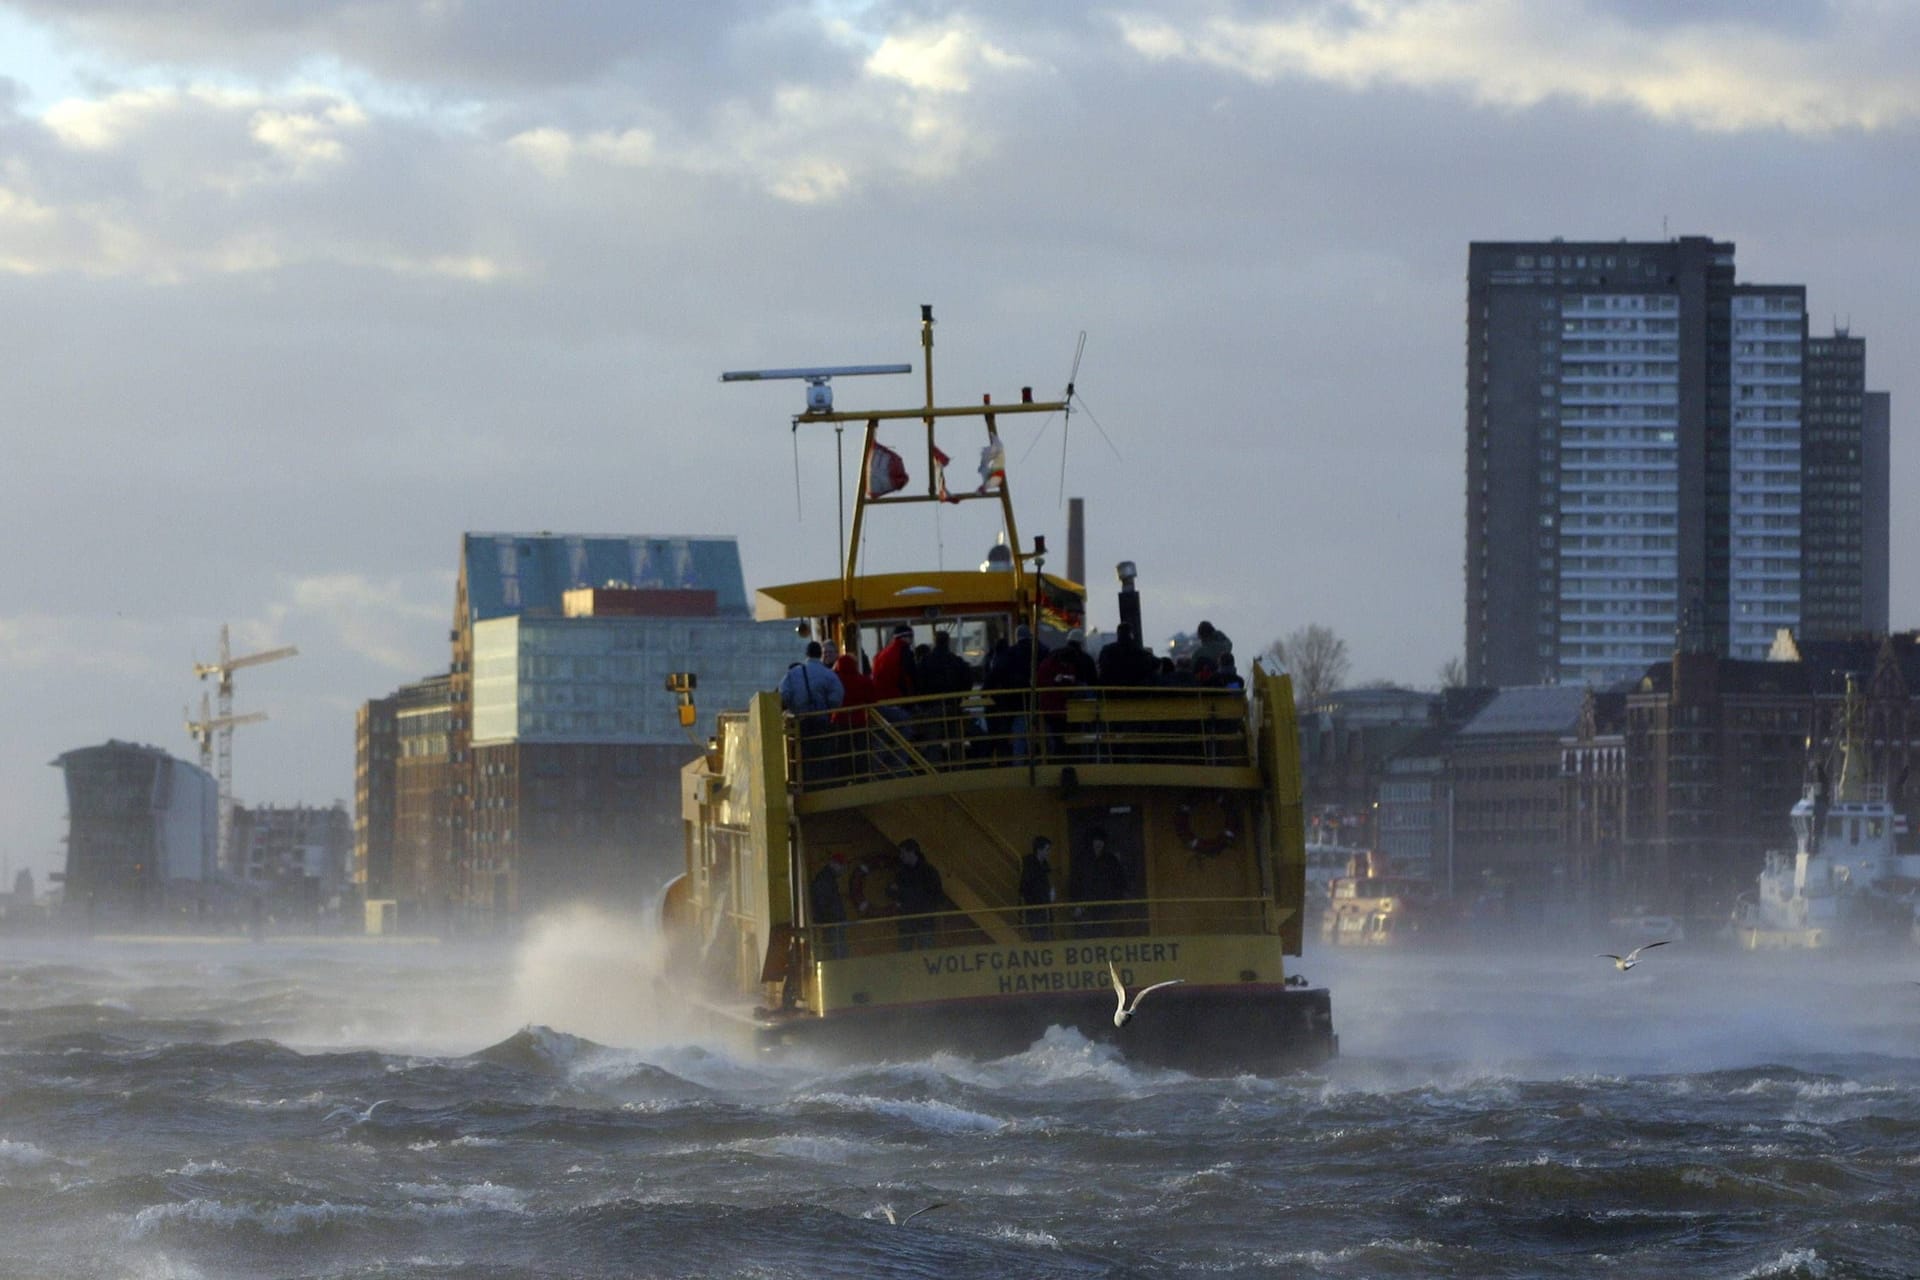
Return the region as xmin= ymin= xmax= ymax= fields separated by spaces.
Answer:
xmin=869 ymin=624 xmax=919 ymax=769
xmin=831 ymin=650 xmax=876 ymax=778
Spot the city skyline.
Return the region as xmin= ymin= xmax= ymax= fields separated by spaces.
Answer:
xmin=3 ymin=2 xmax=1918 ymax=882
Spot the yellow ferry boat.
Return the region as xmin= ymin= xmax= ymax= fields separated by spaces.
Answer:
xmin=661 ymin=308 xmax=1336 ymax=1071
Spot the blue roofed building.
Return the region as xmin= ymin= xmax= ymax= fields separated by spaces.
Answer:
xmin=448 ymin=534 xmax=793 ymax=924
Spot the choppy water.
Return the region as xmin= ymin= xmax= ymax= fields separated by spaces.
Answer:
xmin=3 ymin=908 xmax=1918 ymax=1279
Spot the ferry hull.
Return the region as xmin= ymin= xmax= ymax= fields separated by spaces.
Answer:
xmin=742 ymin=985 xmax=1337 ymax=1073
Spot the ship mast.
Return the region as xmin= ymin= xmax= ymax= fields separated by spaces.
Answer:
xmin=789 ymin=306 xmax=1069 ymax=646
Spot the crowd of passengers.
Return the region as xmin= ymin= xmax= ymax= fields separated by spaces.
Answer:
xmin=777 ymin=619 xmax=1244 ymax=775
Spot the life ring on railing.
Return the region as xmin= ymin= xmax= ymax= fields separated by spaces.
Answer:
xmin=1175 ymin=791 xmax=1241 ymax=857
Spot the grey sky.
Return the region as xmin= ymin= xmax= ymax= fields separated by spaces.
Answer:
xmin=3 ymin=0 xmax=1915 ymax=882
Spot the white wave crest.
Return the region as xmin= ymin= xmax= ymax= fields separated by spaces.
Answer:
xmin=0 ymin=1139 xmax=51 ymax=1168
xmin=1742 ymin=1247 xmax=1830 ymax=1279
xmin=129 ymin=1197 xmax=369 ymax=1237
xmin=800 ymin=1091 xmax=1006 ymax=1133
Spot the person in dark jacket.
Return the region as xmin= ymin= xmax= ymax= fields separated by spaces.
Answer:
xmin=986 ymin=624 xmax=1048 ymax=760
xmin=919 ymin=630 xmax=975 ymax=761
xmin=809 ymin=852 xmax=849 ymax=959
xmin=1097 ymin=623 xmax=1159 ymax=687
xmin=1036 ymin=629 xmax=1098 ymax=757
xmin=1019 ymin=835 xmax=1057 ymax=939
xmin=887 ymin=839 xmax=944 ymax=950
xmin=1073 ymin=828 xmax=1128 ymax=936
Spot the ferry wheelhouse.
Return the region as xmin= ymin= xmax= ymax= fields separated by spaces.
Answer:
xmin=661 ymin=309 xmax=1335 ymax=1071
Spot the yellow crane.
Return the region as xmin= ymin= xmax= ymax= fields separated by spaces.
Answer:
xmin=193 ymin=624 xmax=297 ymax=875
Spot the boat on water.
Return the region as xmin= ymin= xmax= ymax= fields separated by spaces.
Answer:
xmin=658 ymin=307 xmax=1335 ymax=1072
xmin=1732 ymin=675 xmax=1920 ymax=950
xmin=1319 ymin=850 xmax=1453 ymax=946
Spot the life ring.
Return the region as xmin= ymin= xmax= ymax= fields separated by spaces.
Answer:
xmin=1175 ymin=791 xmax=1241 ymax=857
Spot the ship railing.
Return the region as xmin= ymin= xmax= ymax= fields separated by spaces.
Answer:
xmin=799 ymin=894 xmax=1272 ymax=964
xmin=784 ymin=686 xmax=1251 ymax=793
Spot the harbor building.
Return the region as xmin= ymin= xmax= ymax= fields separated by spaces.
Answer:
xmin=354 ymin=673 xmax=452 ymax=926
xmin=52 ymin=741 xmax=217 ymax=922
xmin=448 ymin=535 xmax=793 ymax=923
xmin=353 ymin=693 xmax=398 ymax=899
xmin=232 ymin=802 xmax=353 ymax=922
xmin=1801 ymin=332 xmax=1892 ymax=638
xmin=1466 ymin=237 xmax=1891 ymax=688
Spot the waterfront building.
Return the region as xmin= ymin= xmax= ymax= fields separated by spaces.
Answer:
xmin=1466 ymin=237 xmax=1885 ymax=688
xmin=233 ymin=802 xmax=353 ymax=923
xmin=51 ymin=741 xmax=217 ymax=921
xmin=448 ymin=534 xmax=793 ymax=922
xmin=1801 ymin=332 xmax=1892 ymax=638
xmin=394 ymin=674 xmax=453 ymax=915
xmin=1444 ymin=686 xmax=1588 ymax=908
xmin=353 ymin=693 xmax=398 ymax=899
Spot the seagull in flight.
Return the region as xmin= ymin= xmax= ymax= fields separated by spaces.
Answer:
xmin=1110 ymin=960 xmax=1184 ymax=1027
xmin=1599 ymin=941 xmax=1672 ymax=971
xmin=879 ymin=1203 xmax=946 ymax=1225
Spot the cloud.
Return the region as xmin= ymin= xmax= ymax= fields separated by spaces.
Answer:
xmin=250 ymin=572 xmax=449 ymax=674
xmin=1115 ymin=0 xmax=1920 ymax=133
xmin=0 ymin=613 xmax=171 ymax=677
xmin=7 ymin=0 xmax=767 ymax=92
xmin=865 ymin=17 xmax=1038 ymax=93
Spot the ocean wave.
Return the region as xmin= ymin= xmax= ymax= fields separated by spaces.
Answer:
xmin=1741 ymin=1246 xmax=1831 ymax=1279
xmin=795 ymin=1090 xmax=1007 ymax=1134
xmin=128 ymin=1196 xmax=371 ymax=1238
xmin=0 ymin=1137 xmax=51 ymax=1167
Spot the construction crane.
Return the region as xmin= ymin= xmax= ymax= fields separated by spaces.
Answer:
xmin=194 ymin=624 xmax=297 ymax=875
xmin=184 ymin=692 xmax=267 ymax=771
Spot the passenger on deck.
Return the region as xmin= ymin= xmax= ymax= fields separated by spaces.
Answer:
xmin=870 ymin=625 xmax=919 ymax=768
xmin=986 ymin=624 xmax=1048 ymax=760
xmin=830 ymin=649 xmax=876 ymax=779
xmin=1072 ymin=828 xmax=1128 ymax=937
xmin=919 ymin=630 xmax=975 ymax=762
xmin=1037 ymin=630 xmax=1098 ymax=757
xmin=1096 ymin=623 xmax=1159 ymax=687
xmin=778 ymin=642 xmax=844 ymax=783
xmin=809 ymin=852 xmax=850 ymax=959
xmin=1193 ymin=620 xmax=1233 ymax=668
xmin=887 ymin=839 xmax=944 ymax=951
xmin=1019 ymin=836 xmax=1057 ymax=940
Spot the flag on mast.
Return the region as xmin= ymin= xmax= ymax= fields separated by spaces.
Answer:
xmin=867 ymin=443 xmax=908 ymax=497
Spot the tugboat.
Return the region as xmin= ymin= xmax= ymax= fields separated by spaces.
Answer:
xmin=659 ymin=307 xmax=1336 ymax=1071
xmin=1732 ymin=675 xmax=1920 ymax=950
xmin=1320 ymin=850 xmax=1452 ymax=946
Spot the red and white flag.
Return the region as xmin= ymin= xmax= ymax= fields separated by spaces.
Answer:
xmin=932 ymin=442 xmax=963 ymax=504
xmin=977 ymin=434 xmax=1006 ymax=494
xmin=866 ymin=442 xmax=908 ymax=497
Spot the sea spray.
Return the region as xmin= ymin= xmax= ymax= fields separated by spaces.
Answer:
xmin=503 ymin=900 xmax=698 ymax=1052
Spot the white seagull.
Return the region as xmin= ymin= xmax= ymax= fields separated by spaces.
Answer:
xmin=1599 ymin=940 xmax=1672 ymax=971
xmin=1110 ymin=960 xmax=1185 ymax=1027
xmin=880 ymin=1202 xmax=946 ymax=1225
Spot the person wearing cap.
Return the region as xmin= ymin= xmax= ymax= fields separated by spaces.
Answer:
xmin=886 ymin=838 xmax=944 ymax=950
xmin=778 ymin=640 xmax=845 ymax=784
xmin=809 ymin=851 xmax=850 ymax=959
xmin=1019 ymin=835 xmax=1057 ymax=940
xmin=871 ymin=624 xmax=919 ymax=702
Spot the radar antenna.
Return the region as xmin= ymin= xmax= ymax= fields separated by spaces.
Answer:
xmin=719 ymin=363 xmax=912 ymax=415
xmin=722 ymin=360 xmax=912 ymax=566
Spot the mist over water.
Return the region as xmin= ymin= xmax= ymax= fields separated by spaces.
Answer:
xmin=2 ymin=918 xmax=1916 ymax=1279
